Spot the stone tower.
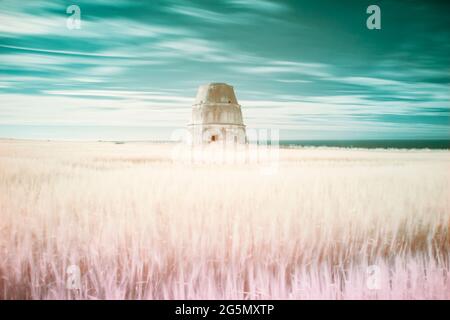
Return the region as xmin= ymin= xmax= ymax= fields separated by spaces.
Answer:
xmin=188 ymin=83 xmax=246 ymax=145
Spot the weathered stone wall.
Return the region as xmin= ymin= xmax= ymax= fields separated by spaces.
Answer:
xmin=189 ymin=83 xmax=246 ymax=145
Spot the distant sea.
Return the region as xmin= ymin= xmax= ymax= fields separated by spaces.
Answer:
xmin=278 ymin=140 xmax=450 ymax=149
xmin=0 ymin=125 xmax=449 ymax=149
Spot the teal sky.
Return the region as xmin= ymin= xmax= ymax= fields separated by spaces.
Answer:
xmin=0 ymin=0 xmax=449 ymax=140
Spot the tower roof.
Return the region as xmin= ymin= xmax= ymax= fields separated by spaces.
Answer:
xmin=194 ymin=83 xmax=238 ymax=105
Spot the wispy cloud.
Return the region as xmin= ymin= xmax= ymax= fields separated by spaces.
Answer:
xmin=226 ymin=0 xmax=288 ymax=13
xmin=0 ymin=0 xmax=448 ymax=140
xmin=331 ymin=76 xmax=405 ymax=87
xmin=234 ymin=60 xmax=331 ymax=77
xmin=168 ymin=5 xmax=230 ymax=24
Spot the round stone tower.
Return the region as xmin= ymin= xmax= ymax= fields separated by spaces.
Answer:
xmin=188 ymin=83 xmax=246 ymax=145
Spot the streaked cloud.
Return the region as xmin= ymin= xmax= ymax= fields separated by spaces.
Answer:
xmin=0 ymin=0 xmax=448 ymax=140
xmin=236 ymin=61 xmax=331 ymax=77
xmin=226 ymin=0 xmax=288 ymax=12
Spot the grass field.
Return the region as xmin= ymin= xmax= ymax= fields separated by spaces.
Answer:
xmin=0 ymin=139 xmax=449 ymax=299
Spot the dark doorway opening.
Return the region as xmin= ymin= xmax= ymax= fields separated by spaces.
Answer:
xmin=211 ymin=135 xmax=218 ymax=142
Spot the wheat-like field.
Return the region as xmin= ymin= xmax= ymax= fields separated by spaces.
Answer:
xmin=0 ymin=139 xmax=449 ymax=299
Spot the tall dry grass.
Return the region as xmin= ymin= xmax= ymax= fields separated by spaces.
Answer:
xmin=0 ymin=139 xmax=449 ymax=299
